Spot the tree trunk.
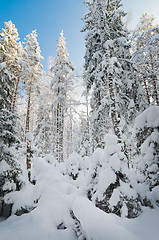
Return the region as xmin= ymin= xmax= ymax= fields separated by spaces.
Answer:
xmin=58 ymin=103 xmax=64 ymax=162
xmin=10 ymin=89 xmax=15 ymax=112
xmin=108 ymin=74 xmax=121 ymax=141
xmin=66 ymin=109 xmax=73 ymax=158
xmin=25 ymin=82 xmax=32 ymax=182
xmin=56 ymin=103 xmax=64 ymax=162
xmin=143 ymin=75 xmax=150 ymax=105
xmin=12 ymin=75 xmax=21 ymax=111
xmin=56 ymin=102 xmax=60 ymax=161
xmin=86 ymin=93 xmax=90 ymax=135
xmin=149 ymin=52 xmax=159 ymax=105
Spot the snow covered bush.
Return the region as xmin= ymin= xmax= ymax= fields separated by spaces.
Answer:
xmin=64 ymin=153 xmax=83 ymax=180
xmin=86 ymin=134 xmax=142 ymax=218
xmin=134 ymin=106 xmax=159 ymax=195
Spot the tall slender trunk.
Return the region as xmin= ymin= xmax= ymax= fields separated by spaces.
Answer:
xmin=59 ymin=103 xmax=64 ymax=162
xmin=66 ymin=109 xmax=73 ymax=158
xmin=10 ymin=89 xmax=15 ymax=112
xmin=56 ymin=85 xmax=64 ymax=162
xmin=12 ymin=75 xmax=21 ymax=111
xmin=108 ymin=74 xmax=121 ymax=141
xmin=143 ymin=75 xmax=150 ymax=105
xmin=149 ymin=52 xmax=159 ymax=105
xmin=56 ymin=102 xmax=60 ymax=161
xmin=25 ymin=82 xmax=32 ymax=182
xmin=86 ymin=92 xmax=91 ymax=155
xmin=86 ymin=93 xmax=90 ymax=135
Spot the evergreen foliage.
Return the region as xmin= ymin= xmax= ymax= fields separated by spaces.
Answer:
xmin=134 ymin=106 xmax=159 ymax=191
xmin=49 ymin=31 xmax=74 ymax=162
xmin=22 ymin=30 xmax=43 ymax=181
xmin=87 ymin=134 xmax=143 ymax=218
xmin=0 ymin=21 xmax=23 ymax=217
xmin=132 ymin=13 xmax=159 ymax=106
xmin=34 ymin=90 xmax=52 ymax=156
xmin=82 ymin=0 xmax=142 ymax=150
xmin=0 ymin=1 xmax=158 ymax=223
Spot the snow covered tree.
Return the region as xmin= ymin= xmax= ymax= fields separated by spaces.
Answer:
xmin=132 ymin=13 xmax=159 ymax=106
xmin=22 ymin=30 xmax=43 ymax=181
xmin=0 ymin=21 xmax=22 ymax=111
xmin=134 ymin=106 xmax=159 ymax=192
xmin=50 ymin=31 xmax=74 ymax=162
xmin=0 ymin=110 xmax=22 ymax=218
xmin=0 ymin=21 xmax=23 ymax=217
xmin=87 ymin=134 xmax=145 ymax=218
xmin=34 ymin=85 xmax=52 ymax=156
xmin=11 ymin=42 xmax=22 ymax=112
xmin=83 ymin=0 xmax=142 ymax=150
xmin=79 ymin=75 xmax=91 ymax=157
xmin=65 ymin=109 xmax=73 ymax=158
xmin=79 ymin=113 xmax=91 ymax=157
xmin=81 ymin=0 xmax=152 ymax=218
xmin=82 ymin=0 xmax=109 ymax=149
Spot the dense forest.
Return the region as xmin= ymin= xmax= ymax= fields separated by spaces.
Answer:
xmin=0 ymin=0 xmax=159 ymax=239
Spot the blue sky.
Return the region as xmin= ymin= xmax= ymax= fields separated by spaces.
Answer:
xmin=0 ymin=0 xmax=159 ymax=71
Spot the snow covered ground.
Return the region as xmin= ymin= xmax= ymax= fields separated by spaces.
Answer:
xmin=0 ymin=157 xmax=159 ymax=240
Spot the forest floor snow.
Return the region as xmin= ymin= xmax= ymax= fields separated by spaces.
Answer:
xmin=0 ymin=157 xmax=159 ymax=240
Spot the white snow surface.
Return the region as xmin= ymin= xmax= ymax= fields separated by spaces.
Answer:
xmin=0 ymin=156 xmax=159 ymax=240
xmin=135 ymin=105 xmax=159 ymax=130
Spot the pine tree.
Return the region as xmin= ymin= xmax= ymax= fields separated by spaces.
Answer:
xmin=83 ymin=0 xmax=142 ymax=150
xmin=22 ymin=30 xmax=43 ymax=181
xmin=50 ymin=31 xmax=74 ymax=162
xmin=132 ymin=13 xmax=159 ymax=106
xmin=0 ymin=21 xmax=23 ymax=217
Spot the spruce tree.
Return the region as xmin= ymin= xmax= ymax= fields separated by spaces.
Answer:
xmin=134 ymin=106 xmax=159 ymax=192
xmin=87 ymin=135 xmax=143 ymax=218
xmin=82 ymin=0 xmax=146 ymax=218
xmin=83 ymin=0 xmax=142 ymax=150
xmin=0 ymin=21 xmax=21 ymax=110
xmin=49 ymin=31 xmax=74 ymax=162
xmin=0 ymin=21 xmax=22 ymax=217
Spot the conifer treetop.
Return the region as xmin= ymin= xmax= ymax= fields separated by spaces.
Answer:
xmin=22 ymin=30 xmax=43 ymax=84
xmin=56 ymin=30 xmax=69 ymax=59
xmin=0 ymin=20 xmax=20 ymax=66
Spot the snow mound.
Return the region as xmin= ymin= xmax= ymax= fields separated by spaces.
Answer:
xmin=0 ymin=156 xmax=159 ymax=240
xmin=73 ymin=197 xmax=140 ymax=240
